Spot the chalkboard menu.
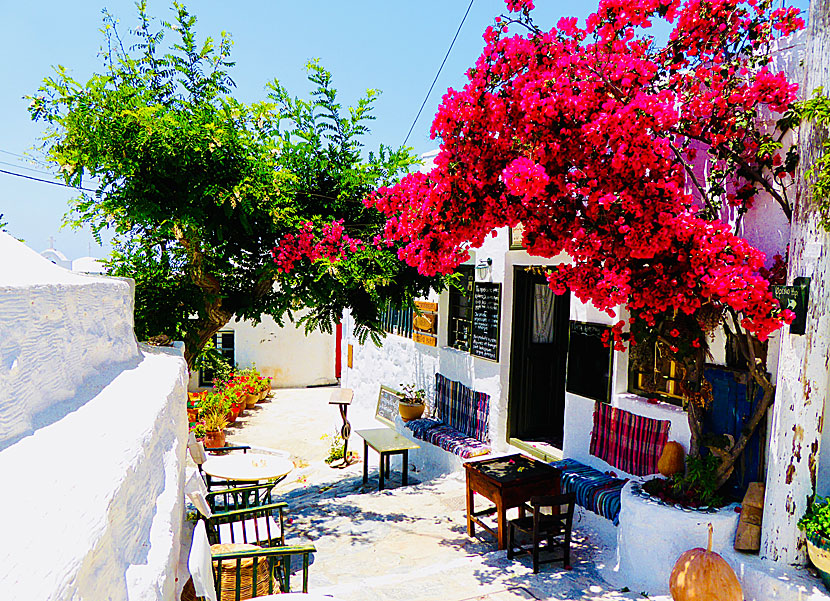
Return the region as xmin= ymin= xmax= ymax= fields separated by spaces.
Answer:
xmin=375 ymin=385 xmax=402 ymax=427
xmin=471 ymin=282 xmax=502 ymax=361
xmin=566 ymin=321 xmax=613 ymax=403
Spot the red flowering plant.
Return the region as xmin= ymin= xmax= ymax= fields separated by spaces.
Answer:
xmin=365 ymin=0 xmax=802 ymax=488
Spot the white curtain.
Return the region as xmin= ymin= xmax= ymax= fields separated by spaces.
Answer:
xmin=532 ymin=283 xmax=556 ymax=344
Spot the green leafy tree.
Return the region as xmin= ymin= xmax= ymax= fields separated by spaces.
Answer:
xmin=29 ymin=2 xmax=442 ymax=367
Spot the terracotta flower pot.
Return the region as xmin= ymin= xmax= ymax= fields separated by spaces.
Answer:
xmin=244 ymin=392 xmax=257 ymax=409
xmin=204 ymin=429 xmax=226 ymax=450
xmin=187 ymin=408 xmax=200 ymax=423
xmin=399 ymin=401 xmax=425 ymax=422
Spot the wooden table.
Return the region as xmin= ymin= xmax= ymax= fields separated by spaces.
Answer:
xmin=464 ymin=453 xmax=561 ymax=550
xmin=356 ymin=428 xmax=420 ymax=490
xmin=202 ymin=453 xmax=293 ymax=484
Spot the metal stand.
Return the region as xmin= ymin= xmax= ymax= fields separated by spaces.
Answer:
xmin=329 ymin=388 xmax=354 ymax=468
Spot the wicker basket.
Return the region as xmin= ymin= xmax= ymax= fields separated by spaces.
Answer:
xmin=210 ymin=543 xmax=278 ymax=600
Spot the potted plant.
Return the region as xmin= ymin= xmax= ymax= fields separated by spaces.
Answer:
xmin=798 ymin=495 xmax=830 ymax=590
xmin=398 ymin=383 xmax=427 ymax=422
xmin=202 ymin=410 xmax=228 ymax=450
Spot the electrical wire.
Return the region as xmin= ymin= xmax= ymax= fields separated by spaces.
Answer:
xmin=0 ymin=168 xmax=96 ymax=192
xmin=402 ymin=0 xmax=476 ymax=147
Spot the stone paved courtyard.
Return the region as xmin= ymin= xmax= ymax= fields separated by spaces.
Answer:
xmin=220 ymin=387 xmax=668 ymax=601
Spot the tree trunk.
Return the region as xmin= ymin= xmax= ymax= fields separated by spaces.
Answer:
xmin=761 ymin=0 xmax=830 ymax=564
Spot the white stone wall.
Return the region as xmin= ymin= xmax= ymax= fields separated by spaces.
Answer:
xmin=229 ymin=313 xmax=335 ymax=388
xmin=188 ymin=312 xmax=336 ymax=390
xmin=0 ymin=234 xmax=188 ymax=600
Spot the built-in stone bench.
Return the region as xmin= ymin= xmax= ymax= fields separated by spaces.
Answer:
xmin=551 ymin=458 xmax=627 ymax=525
xmin=403 ymin=374 xmax=491 ymax=459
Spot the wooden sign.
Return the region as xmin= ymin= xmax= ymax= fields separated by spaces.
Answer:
xmin=471 ymin=282 xmax=502 ymax=361
xmin=413 ymin=313 xmax=437 ymax=333
xmin=413 ymin=331 xmax=437 ymax=347
xmin=347 ymin=344 xmax=353 ymax=369
xmin=375 ymin=385 xmax=402 ymax=427
xmin=566 ymin=321 xmax=613 ymax=403
xmin=414 ymin=300 xmax=438 ymax=312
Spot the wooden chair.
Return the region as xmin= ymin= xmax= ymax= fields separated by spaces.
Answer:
xmin=506 ymin=492 xmax=576 ymax=573
xmin=188 ymin=486 xmax=314 ymax=600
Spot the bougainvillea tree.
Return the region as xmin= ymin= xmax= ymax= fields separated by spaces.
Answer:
xmin=365 ymin=0 xmax=804 ymax=487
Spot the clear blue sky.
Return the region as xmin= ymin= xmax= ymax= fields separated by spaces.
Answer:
xmin=0 ymin=0 xmax=809 ymax=259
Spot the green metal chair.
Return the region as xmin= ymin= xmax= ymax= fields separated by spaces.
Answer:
xmin=189 ymin=485 xmax=315 ymax=600
xmin=204 ymin=483 xmax=287 ymax=547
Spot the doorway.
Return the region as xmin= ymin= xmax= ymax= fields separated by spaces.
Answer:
xmin=508 ymin=268 xmax=571 ymax=456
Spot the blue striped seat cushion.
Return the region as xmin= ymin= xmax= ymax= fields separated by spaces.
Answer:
xmin=405 ymin=419 xmax=491 ymax=459
xmin=551 ymin=458 xmax=627 ymax=525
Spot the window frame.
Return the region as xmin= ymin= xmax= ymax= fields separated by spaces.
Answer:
xmin=627 ymin=339 xmax=686 ymax=406
xmin=447 ymin=265 xmax=475 ymax=352
xmin=199 ymin=330 xmax=235 ymax=387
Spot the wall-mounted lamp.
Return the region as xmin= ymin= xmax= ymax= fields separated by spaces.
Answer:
xmin=476 ymin=258 xmax=493 ymax=279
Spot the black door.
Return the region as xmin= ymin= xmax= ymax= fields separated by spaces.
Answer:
xmin=508 ymin=268 xmax=570 ymax=450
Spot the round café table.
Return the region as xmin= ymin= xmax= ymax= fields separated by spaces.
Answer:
xmin=202 ymin=453 xmax=293 ymax=484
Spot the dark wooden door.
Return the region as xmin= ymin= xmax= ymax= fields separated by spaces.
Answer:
xmin=508 ymin=268 xmax=570 ymax=449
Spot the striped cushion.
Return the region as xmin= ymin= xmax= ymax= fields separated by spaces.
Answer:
xmin=589 ymin=403 xmax=670 ymax=476
xmin=404 ymin=419 xmax=491 ymax=459
xmin=552 ymin=458 xmax=626 ymax=525
xmin=434 ymin=373 xmax=490 ymax=443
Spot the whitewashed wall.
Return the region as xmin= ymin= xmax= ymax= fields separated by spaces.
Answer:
xmin=0 ymin=233 xmax=188 ymax=600
xmin=189 ymin=312 xmax=335 ymax=389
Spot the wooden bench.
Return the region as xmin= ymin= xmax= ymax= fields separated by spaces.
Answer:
xmin=553 ymin=402 xmax=671 ymax=525
xmin=404 ymin=373 xmax=491 ymax=459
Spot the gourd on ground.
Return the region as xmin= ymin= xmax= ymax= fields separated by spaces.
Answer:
xmin=669 ymin=523 xmax=742 ymax=601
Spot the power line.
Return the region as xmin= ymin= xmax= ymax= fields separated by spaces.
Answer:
xmin=0 ymin=168 xmax=96 ymax=192
xmin=402 ymin=0 xmax=476 ymax=147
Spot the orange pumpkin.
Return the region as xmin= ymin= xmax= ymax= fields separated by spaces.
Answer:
xmin=657 ymin=441 xmax=685 ymax=477
xmin=669 ymin=523 xmax=742 ymax=601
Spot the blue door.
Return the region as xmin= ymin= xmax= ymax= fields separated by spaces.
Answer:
xmin=702 ymin=366 xmax=766 ymax=498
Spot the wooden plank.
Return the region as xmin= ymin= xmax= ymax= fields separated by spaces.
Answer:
xmin=413 ymin=331 xmax=437 ymax=347
xmin=734 ymin=482 xmax=765 ymax=552
xmin=414 ymin=300 xmax=438 ymax=312
xmin=347 ymin=344 xmax=353 ymax=369
xmin=329 ymin=388 xmax=354 ymax=405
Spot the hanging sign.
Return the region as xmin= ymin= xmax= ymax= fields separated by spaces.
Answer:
xmin=771 ymin=276 xmax=810 ymax=336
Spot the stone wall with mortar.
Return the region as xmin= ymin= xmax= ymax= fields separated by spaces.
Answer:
xmin=0 ymin=233 xmax=188 ymax=600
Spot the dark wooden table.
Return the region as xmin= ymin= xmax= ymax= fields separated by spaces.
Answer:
xmin=464 ymin=453 xmax=561 ymax=550
xmin=356 ymin=428 xmax=420 ymax=490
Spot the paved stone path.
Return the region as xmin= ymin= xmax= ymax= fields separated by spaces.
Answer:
xmin=225 ymin=387 xmax=668 ymax=601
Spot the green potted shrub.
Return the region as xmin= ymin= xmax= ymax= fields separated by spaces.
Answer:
xmin=799 ymin=495 xmax=830 ymax=590
xmin=398 ymin=383 xmax=427 ymax=422
xmin=202 ymin=410 xmax=228 ymax=450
